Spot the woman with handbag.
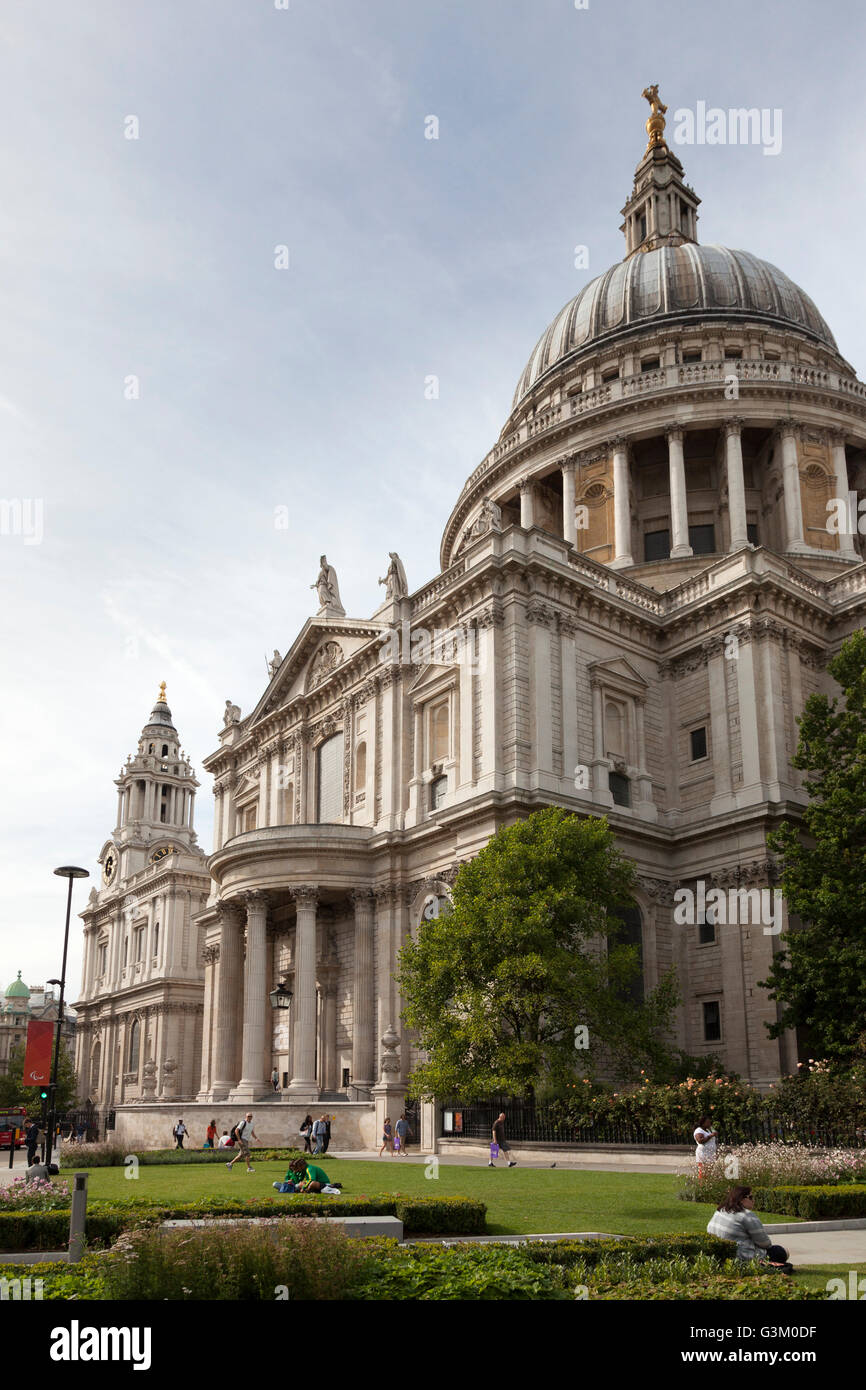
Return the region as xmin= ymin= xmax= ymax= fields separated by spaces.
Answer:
xmin=299 ymin=1114 xmax=314 ymax=1153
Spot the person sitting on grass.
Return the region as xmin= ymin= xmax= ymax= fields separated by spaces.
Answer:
xmin=707 ymin=1185 xmax=793 ymax=1271
xmin=280 ymin=1158 xmax=341 ymax=1194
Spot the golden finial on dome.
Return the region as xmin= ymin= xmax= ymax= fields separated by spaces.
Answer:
xmin=642 ymin=84 xmax=668 ymax=153
xmin=158 ymin=681 xmax=167 ymax=704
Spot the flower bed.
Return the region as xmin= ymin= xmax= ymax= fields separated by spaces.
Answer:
xmin=678 ymin=1143 xmax=866 ymax=1204
xmin=0 ymin=1231 xmax=823 ymax=1302
xmin=0 ymin=1192 xmax=486 ymax=1251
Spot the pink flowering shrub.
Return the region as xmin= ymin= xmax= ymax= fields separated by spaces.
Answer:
xmin=678 ymin=1142 xmax=866 ymax=1204
xmin=0 ymin=1175 xmax=71 ymax=1211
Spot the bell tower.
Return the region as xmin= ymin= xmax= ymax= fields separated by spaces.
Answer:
xmin=74 ymin=683 xmax=211 ymax=1115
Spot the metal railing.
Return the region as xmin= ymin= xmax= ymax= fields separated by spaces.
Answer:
xmin=440 ymin=1098 xmax=866 ymax=1149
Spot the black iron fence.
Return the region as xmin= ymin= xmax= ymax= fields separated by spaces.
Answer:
xmin=440 ymin=1098 xmax=866 ymax=1149
xmin=55 ymin=1109 xmax=116 ymax=1143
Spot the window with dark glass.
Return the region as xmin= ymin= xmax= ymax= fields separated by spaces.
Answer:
xmin=688 ymin=524 xmax=716 ymax=555
xmin=641 ymin=357 xmax=660 ymax=373
xmin=618 ymin=906 xmax=644 ymax=1003
xmin=430 ymin=775 xmax=448 ymax=810
xmin=682 ymin=351 xmax=702 ymax=363
xmin=601 ymin=367 xmax=619 ymax=382
xmin=703 ymin=1000 xmax=722 ymax=1042
xmin=644 ymin=529 xmax=670 ymax=562
xmin=698 ymin=912 xmax=716 ymax=946
xmin=609 ymin=772 xmax=631 ymax=807
xmin=690 ymin=726 xmax=708 ymax=761
xmin=747 ymin=522 xmax=759 ymax=545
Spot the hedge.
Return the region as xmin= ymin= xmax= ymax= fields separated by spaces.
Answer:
xmin=0 ymin=1193 xmax=486 ymax=1250
xmin=62 ymin=1146 xmax=309 ymax=1169
xmin=515 ymin=1234 xmax=736 ymax=1268
xmin=751 ymin=1184 xmax=866 ymax=1220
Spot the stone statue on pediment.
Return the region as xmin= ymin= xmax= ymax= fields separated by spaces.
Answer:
xmin=462 ymin=495 xmax=503 ymax=546
xmin=223 ymin=699 xmax=241 ymax=727
xmin=267 ymin=649 xmax=283 ymax=679
xmin=311 ymin=556 xmax=346 ymax=617
xmin=378 ymin=552 xmax=408 ymax=600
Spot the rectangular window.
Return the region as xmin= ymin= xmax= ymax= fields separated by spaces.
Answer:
xmin=682 ymin=351 xmax=702 ymax=364
xmin=703 ymin=1000 xmax=722 ymax=1042
xmin=644 ymin=529 xmax=670 ymax=562
xmin=698 ymin=912 xmax=716 ymax=946
xmin=690 ymin=726 xmax=708 ymax=761
xmin=316 ymin=733 xmax=343 ymax=823
xmin=688 ymin=524 xmax=716 ymax=555
xmin=641 ymin=357 xmax=660 ymax=373
xmin=747 ymin=522 xmax=759 ymax=545
xmin=724 ymin=349 xmax=743 ymax=360
xmin=601 ymin=367 xmax=619 ymax=383
xmin=609 ymin=772 xmax=631 ymax=807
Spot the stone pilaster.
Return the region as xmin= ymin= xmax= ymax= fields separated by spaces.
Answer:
xmin=287 ymin=885 xmax=319 ymax=1100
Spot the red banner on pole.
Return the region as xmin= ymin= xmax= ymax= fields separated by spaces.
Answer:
xmin=22 ymin=1020 xmax=55 ymax=1086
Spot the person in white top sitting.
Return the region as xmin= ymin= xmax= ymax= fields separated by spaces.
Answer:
xmin=693 ymin=1117 xmax=718 ymax=1178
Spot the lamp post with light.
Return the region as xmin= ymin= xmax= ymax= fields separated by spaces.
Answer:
xmin=268 ymin=980 xmax=292 ymax=1094
xmin=46 ymin=866 xmax=89 ymax=1168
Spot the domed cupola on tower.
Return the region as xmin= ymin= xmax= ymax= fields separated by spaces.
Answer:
xmin=111 ymin=682 xmax=201 ymax=868
xmin=441 ymin=87 xmax=866 ymax=587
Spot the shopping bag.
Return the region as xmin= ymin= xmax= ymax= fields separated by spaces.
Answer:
xmin=393 ymin=1134 xmax=401 ymax=1151
xmin=490 ymin=1142 xmax=499 ymax=1158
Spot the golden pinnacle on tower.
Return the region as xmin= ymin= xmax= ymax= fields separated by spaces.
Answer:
xmin=642 ymin=84 xmax=668 ymax=153
xmin=158 ymin=681 xmax=167 ymax=704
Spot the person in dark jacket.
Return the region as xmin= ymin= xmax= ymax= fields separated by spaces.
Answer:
xmin=25 ymin=1121 xmax=40 ymax=1166
xmin=322 ymin=1115 xmax=332 ymax=1153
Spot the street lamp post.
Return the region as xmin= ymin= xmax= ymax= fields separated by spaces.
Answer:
xmin=47 ymin=866 xmax=89 ymax=1168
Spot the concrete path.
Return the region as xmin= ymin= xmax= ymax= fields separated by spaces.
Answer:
xmin=327 ymin=1149 xmax=684 ymax=1173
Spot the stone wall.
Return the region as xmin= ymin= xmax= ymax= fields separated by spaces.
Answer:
xmin=112 ymin=1101 xmax=377 ymax=1152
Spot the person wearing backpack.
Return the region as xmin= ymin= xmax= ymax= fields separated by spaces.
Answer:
xmin=172 ymin=1119 xmax=188 ymax=1150
xmin=226 ymin=1112 xmax=257 ymax=1171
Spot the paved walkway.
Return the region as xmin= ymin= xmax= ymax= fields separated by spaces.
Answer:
xmin=327 ymin=1149 xmax=684 ymax=1172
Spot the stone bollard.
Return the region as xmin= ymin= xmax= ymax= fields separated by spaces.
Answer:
xmin=68 ymin=1172 xmax=88 ymax=1263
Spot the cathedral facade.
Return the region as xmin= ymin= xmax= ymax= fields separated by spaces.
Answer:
xmin=78 ymin=97 xmax=866 ymax=1138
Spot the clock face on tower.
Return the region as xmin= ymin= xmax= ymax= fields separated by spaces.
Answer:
xmin=150 ymin=846 xmax=175 ymax=864
xmin=102 ymin=852 xmax=117 ymax=885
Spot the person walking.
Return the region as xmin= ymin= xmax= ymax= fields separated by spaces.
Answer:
xmin=693 ymin=1117 xmax=718 ymax=1180
xmin=394 ymin=1114 xmax=410 ymax=1156
xmin=489 ymin=1111 xmax=516 ymax=1167
xmin=379 ymin=1117 xmax=393 ymax=1157
xmin=226 ymin=1112 xmax=257 ymax=1171
xmin=707 ymin=1186 xmax=792 ymax=1269
xmin=172 ymin=1118 xmax=188 ymax=1150
xmin=312 ymin=1116 xmax=326 ymax=1154
xmin=321 ymin=1114 xmax=332 ymax=1154
xmin=204 ymin=1119 xmax=218 ymax=1150
xmin=271 ymin=1068 xmax=280 ymax=1093
xmin=299 ymin=1115 xmax=314 ymax=1153
xmin=25 ymin=1120 xmax=40 ymax=1167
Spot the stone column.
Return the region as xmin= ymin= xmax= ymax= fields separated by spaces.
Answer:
xmin=197 ymin=944 xmax=219 ymax=1099
xmin=518 ymin=475 xmax=536 ymax=529
xmin=288 ymin=885 xmax=319 ymax=1099
xmin=256 ymin=756 xmax=269 ymax=828
xmin=211 ymin=901 xmax=243 ymax=1099
xmin=560 ymin=616 xmax=578 ymax=793
xmin=318 ymin=961 xmax=339 ymax=1093
xmin=778 ymin=423 xmax=806 ymax=552
xmin=723 ymin=418 xmax=749 ymax=551
xmin=666 ymin=425 xmax=692 ymax=557
xmin=829 ymin=429 xmax=859 ymax=559
xmin=351 ymin=889 xmax=375 ymax=1090
xmin=561 ymin=458 xmax=577 ymax=546
xmin=610 ymin=437 xmax=634 ymax=568
xmin=230 ymin=891 xmax=269 ymax=1100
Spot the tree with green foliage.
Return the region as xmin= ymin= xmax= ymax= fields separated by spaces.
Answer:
xmin=761 ymin=629 xmax=866 ymax=1066
xmin=397 ymin=808 xmax=680 ymax=1100
xmin=0 ymin=1038 xmax=79 ymax=1117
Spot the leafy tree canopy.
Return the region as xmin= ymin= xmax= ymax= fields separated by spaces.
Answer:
xmin=0 ymin=1037 xmax=78 ymax=1117
xmin=398 ymin=808 xmax=680 ymax=1100
xmin=761 ymin=629 xmax=866 ymax=1065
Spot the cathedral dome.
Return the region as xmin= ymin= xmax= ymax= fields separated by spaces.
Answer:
xmin=512 ymin=244 xmax=837 ymax=407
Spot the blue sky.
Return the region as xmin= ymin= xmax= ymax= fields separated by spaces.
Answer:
xmin=1 ymin=0 xmax=864 ymax=991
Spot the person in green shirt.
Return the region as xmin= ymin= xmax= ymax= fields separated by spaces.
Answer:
xmin=283 ymin=1158 xmax=341 ymax=1193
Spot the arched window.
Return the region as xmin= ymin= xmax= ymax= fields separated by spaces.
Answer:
xmin=128 ymin=1018 xmax=140 ymax=1072
xmin=148 ymin=743 xmax=154 ymax=754
xmin=355 ymin=741 xmax=366 ymax=791
xmin=316 ymin=734 xmax=343 ymax=822
xmin=153 ymin=921 xmax=159 ymax=958
xmin=161 ymin=745 xmax=168 ymax=757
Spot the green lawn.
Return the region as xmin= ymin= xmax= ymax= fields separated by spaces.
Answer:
xmin=72 ymin=1158 xmax=799 ymax=1237
xmin=792 ymin=1263 xmax=866 ymax=1293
